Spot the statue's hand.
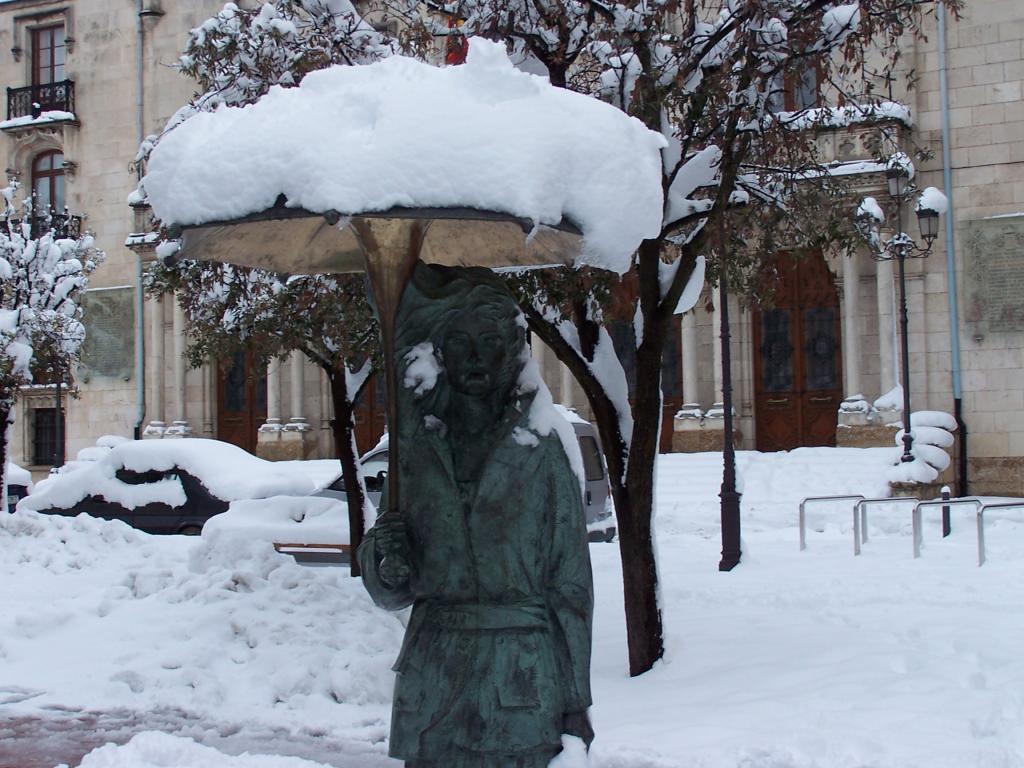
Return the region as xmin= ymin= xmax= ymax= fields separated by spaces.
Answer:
xmin=373 ymin=510 xmax=409 ymax=559
xmin=373 ymin=511 xmax=411 ymax=587
xmin=379 ymin=554 xmax=411 ymax=587
xmin=562 ymin=710 xmax=594 ymax=749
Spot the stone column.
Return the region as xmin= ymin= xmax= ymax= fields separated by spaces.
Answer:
xmin=560 ymin=362 xmax=574 ymax=409
xmin=165 ymin=295 xmax=191 ymax=437
xmin=281 ymin=351 xmax=314 ymax=459
xmin=672 ymin=308 xmax=705 ymax=452
xmin=201 ymin=363 xmax=214 ymax=437
xmin=875 ymin=252 xmax=901 ymax=425
xmin=256 ymin=357 xmax=284 ymax=459
xmin=681 ymin=310 xmax=700 ymax=414
xmin=531 ymin=335 xmax=547 ymax=384
xmin=265 ymin=358 xmax=283 ymax=427
xmin=318 ymin=367 xmax=334 ymax=458
xmin=842 ymin=253 xmax=863 ymax=399
xmin=709 ymin=287 xmax=724 ymax=415
xmin=319 ymin=366 xmax=333 ymax=434
xmin=836 ymin=252 xmax=878 ymax=443
xmin=143 ymin=295 xmax=166 ymax=437
xmin=286 ymin=352 xmax=308 ymax=429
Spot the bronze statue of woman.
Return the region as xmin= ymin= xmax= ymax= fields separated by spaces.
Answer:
xmin=358 ymin=263 xmax=594 ymax=767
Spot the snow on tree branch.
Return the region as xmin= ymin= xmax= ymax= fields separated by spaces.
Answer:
xmin=1 ymin=179 xmax=104 ymax=407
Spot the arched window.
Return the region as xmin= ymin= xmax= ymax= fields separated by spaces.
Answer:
xmin=32 ymin=150 xmax=65 ymax=214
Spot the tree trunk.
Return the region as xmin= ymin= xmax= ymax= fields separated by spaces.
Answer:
xmin=326 ymin=366 xmax=367 ymax=577
xmin=617 ymin=237 xmax=670 ymax=675
xmin=521 ymin=287 xmax=665 ymax=676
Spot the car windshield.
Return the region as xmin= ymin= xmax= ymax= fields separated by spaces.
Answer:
xmin=328 ymin=451 xmax=388 ymax=492
xmin=362 ymin=452 xmax=388 ymax=492
xmin=578 ymin=436 xmax=604 ymax=482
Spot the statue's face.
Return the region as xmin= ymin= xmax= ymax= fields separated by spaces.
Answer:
xmin=442 ymin=313 xmax=509 ymax=397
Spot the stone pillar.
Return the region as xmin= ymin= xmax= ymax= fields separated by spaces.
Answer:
xmin=201 ymin=363 xmax=214 ymax=437
xmin=257 ymin=357 xmax=285 ymax=459
xmin=143 ymin=295 xmax=166 ymax=437
xmin=837 ymin=251 xmax=889 ymax=445
xmin=673 ymin=309 xmax=705 ymax=450
xmin=531 ymin=335 xmax=547 ymax=384
xmin=319 ymin=366 xmax=333 ymax=456
xmin=709 ymin=287 xmax=724 ymax=415
xmin=266 ymin=357 xmax=283 ymax=428
xmin=874 ymin=253 xmax=901 ymax=425
xmin=286 ymin=352 xmax=307 ymax=429
xmin=164 ymin=295 xmax=191 ymax=437
xmin=842 ymin=252 xmax=863 ymax=399
xmin=560 ymin=362 xmax=574 ymax=409
xmin=279 ymin=351 xmax=315 ymax=460
xmin=680 ymin=310 xmax=700 ymax=415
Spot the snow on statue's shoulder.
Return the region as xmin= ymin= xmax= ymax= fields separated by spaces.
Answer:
xmin=142 ymin=38 xmax=666 ymax=273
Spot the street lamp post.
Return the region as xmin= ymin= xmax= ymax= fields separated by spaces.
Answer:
xmin=718 ymin=276 xmax=742 ymax=572
xmin=858 ymin=167 xmax=942 ymax=463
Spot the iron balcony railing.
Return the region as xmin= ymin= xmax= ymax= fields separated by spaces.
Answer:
xmin=8 ymin=209 xmax=83 ymax=240
xmin=6 ymin=79 xmax=75 ymax=121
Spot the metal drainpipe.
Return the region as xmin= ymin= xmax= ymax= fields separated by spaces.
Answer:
xmin=938 ymin=1 xmax=967 ymax=493
xmin=132 ymin=0 xmax=147 ymax=440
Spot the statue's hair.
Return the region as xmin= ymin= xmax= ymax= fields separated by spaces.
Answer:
xmin=394 ymin=264 xmax=526 ymax=430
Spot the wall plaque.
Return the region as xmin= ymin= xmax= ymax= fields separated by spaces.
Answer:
xmin=79 ymin=287 xmax=135 ymax=381
xmin=962 ymin=215 xmax=1024 ymax=335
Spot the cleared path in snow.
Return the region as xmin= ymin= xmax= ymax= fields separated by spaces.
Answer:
xmin=0 ymin=705 xmax=398 ymax=768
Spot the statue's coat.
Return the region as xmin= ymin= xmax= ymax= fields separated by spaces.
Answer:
xmin=358 ymin=268 xmax=593 ymax=766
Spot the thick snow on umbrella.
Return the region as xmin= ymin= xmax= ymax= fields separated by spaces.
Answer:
xmin=142 ymin=38 xmax=666 ymax=273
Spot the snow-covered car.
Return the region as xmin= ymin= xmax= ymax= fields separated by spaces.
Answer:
xmin=5 ymin=461 xmax=33 ymax=512
xmin=316 ymin=410 xmax=616 ymax=543
xmin=18 ymin=439 xmax=314 ymax=535
xmin=313 ymin=437 xmax=389 ymax=507
xmin=204 ymin=495 xmax=353 ymax=566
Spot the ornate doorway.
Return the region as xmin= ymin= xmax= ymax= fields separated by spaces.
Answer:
xmin=752 ymin=252 xmax=842 ymax=452
xmin=217 ymin=350 xmax=267 ymax=453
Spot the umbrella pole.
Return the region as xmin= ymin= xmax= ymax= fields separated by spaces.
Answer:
xmin=352 ymin=218 xmax=428 ymax=561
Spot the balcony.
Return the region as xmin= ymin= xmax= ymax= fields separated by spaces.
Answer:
xmin=6 ymin=79 xmax=75 ymax=122
xmin=10 ymin=209 xmax=83 ymax=240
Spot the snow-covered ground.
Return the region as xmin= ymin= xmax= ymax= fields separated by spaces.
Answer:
xmin=2 ymin=447 xmax=1023 ymax=768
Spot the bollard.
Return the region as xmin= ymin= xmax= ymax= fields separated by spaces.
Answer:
xmin=941 ymin=485 xmax=951 ymax=538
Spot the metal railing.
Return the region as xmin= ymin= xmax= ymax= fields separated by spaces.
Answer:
xmin=801 ymin=492 xmax=1024 ymax=566
xmin=854 ymin=497 xmax=918 ymax=555
xmin=911 ymin=497 xmax=982 ymax=561
xmin=912 ymin=498 xmax=1024 ymax=566
xmin=7 ymin=209 xmax=82 ymax=239
xmin=976 ymin=502 xmax=1024 ymax=566
xmin=798 ymin=495 xmax=863 ymax=551
xmin=799 ymin=494 xmax=929 ymax=556
xmin=6 ymin=79 xmax=75 ymax=121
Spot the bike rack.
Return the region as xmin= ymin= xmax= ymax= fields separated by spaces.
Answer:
xmin=853 ymin=497 xmax=918 ymax=555
xmin=798 ymin=495 xmax=864 ymax=551
xmin=975 ymin=501 xmax=1024 ymax=566
xmin=912 ymin=497 xmax=983 ymax=561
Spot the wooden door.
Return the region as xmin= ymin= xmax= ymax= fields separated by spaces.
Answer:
xmin=217 ymin=350 xmax=267 ymax=453
xmin=753 ymin=253 xmax=842 ymax=452
xmin=352 ymin=372 xmax=387 ymax=454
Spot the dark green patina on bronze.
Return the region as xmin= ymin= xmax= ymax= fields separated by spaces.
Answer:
xmin=358 ymin=264 xmax=594 ymax=767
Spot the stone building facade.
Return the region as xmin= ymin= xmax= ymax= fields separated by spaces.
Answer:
xmin=3 ymin=1 xmax=1023 ymax=495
